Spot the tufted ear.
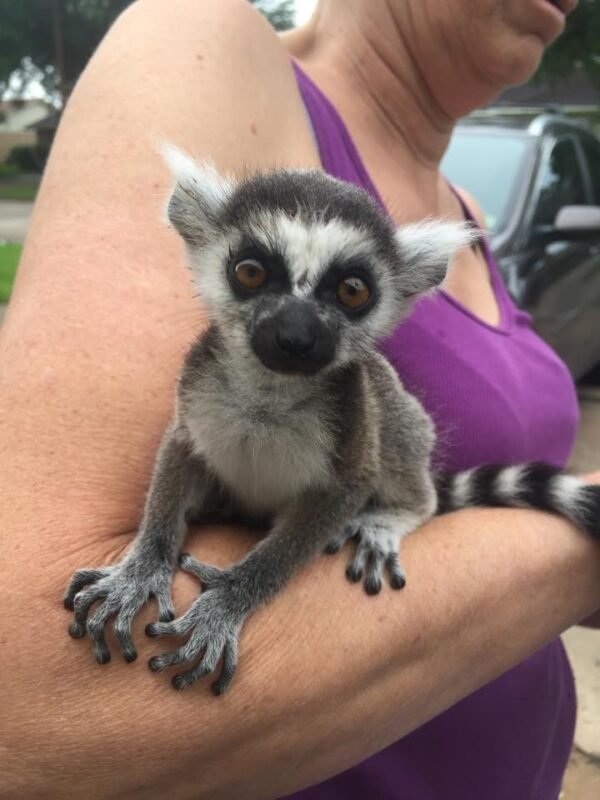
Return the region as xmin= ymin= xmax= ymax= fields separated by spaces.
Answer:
xmin=161 ymin=143 xmax=234 ymax=246
xmin=394 ymin=220 xmax=479 ymax=298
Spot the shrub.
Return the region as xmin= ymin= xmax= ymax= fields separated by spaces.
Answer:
xmin=6 ymin=144 xmax=49 ymax=173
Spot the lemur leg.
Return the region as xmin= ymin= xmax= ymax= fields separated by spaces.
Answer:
xmin=146 ymin=485 xmax=368 ymax=694
xmin=325 ymin=509 xmax=429 ymax=594
xmin=64 ymin=423 xmax=213 ymax=664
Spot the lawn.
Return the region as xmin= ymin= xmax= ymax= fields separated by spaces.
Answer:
xmin=0 ymin=183 xmax=38 ymax=201
xmin=0 ymin=243 xmax=21 ymax=302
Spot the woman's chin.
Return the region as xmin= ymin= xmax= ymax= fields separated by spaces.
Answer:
xmin=486 ymin=39 xmax=545 ymax=91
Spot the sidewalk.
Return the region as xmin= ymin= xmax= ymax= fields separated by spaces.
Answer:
xmin=0 ymin=200 xmax=34 ymax=243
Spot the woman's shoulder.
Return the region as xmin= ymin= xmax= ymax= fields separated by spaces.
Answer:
xmin=453 ymin=185 xmax=487 ymax=230
xmin=99 ymin=0 xmax=320 ymax=172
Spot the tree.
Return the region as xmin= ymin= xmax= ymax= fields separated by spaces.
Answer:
xmin=534 ymin=0 xmax=600 ymax=85
xmin=250 ymin=0 xmax=295 ymax=32
xmin=0 ymin=0 xmax=134 ymax=102
xmin=0 ymin=0 xmax=296 ymax=104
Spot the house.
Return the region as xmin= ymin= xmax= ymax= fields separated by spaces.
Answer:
xmin=0 ymin=99 xmax=54 ymax=163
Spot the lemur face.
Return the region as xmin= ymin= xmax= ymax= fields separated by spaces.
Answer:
xmin=222 ymin=210 xmax=391 ymax=375
xmin=164 ymin=147 xmax=474 ymax=375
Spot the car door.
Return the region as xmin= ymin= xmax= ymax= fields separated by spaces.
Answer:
xmin=519 ymin=134 xmax=600 ymax=378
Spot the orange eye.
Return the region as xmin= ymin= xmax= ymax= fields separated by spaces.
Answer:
xmin=336 ymin=276 xmax=371 ymax=310
xmin=234 ymin=259 xmax=268 ymax=289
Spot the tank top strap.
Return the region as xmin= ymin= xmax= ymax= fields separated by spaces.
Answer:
xmin=448 ymin=184 xmax=520 ymax=329
xmin=293 ymin=59 xmax=520 ymax=332
xmin=292 ymin=61 xmax=371 ymax=186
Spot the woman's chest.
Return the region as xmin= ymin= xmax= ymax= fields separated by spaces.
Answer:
xmin=381 ymin=299 xmax=579 ymax=472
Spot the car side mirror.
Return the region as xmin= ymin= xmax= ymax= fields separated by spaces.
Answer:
xmin=539 ymin=205 xmax=600 ymax=241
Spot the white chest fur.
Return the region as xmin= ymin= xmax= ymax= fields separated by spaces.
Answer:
xmin=184 ymin=376 xmax=335 ymax=516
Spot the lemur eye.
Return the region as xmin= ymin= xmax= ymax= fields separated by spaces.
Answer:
xmin=336 ymin=276 xmax=371 ymax=310
xmin=234 ymin=259 xmax=268 ymax=290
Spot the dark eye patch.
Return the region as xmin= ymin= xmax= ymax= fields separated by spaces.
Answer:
xmin=227 ymin=236 xmax=292 ymax=299
xmin=315 ymin=259 xmax=378 ymax=318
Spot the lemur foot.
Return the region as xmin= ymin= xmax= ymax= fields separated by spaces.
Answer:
xmin=325 ymin=512 xmax=407 ymax=594
xmin=146 ymin=554 xmax=244 ymax=695
xmin=64 ymin=557 xmax=175 ymax=664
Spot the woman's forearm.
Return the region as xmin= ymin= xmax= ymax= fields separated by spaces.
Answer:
xmin=2 ymin=507 xmax=599 ymax=800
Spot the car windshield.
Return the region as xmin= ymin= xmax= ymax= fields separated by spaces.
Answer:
xmin=441 ymin=130 xmax=530 ymax=233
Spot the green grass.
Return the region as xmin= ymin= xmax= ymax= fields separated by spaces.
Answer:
xmin=0 ymin=163 xmax=19 ymax=178
xmin=0 ymin=243 xmax=21 ymax=302
xmin=0 ymin=183 xmax=38 ymax=201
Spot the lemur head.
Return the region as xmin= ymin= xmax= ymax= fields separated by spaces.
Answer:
xmin=164 ymin=146 xmax=474 ymax=376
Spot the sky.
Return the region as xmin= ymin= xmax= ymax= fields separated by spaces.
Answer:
xmin=294 ymin=0 xmax=318 ymax=25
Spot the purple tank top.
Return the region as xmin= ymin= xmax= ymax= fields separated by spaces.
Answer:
xmin=286 ymin=63 xmax=580 ymax=800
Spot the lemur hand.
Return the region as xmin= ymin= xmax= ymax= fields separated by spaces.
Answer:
xmin=64 ymin=553 xmax=176 ymax=664
xmin=325 ymin=511 xmax=415 ymax=594
xmin=145 ymin=554 xmax=245 ymax=695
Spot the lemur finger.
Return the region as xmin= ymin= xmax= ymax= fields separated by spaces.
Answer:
xmin=69 ymin=584 xmax=109 ymax=636
xmin=64 ymin=568 xmax=110 ymax=610
xmin=148 ymin=635 xmax=204 ymax=673
xmin=171 ymin=638 xmax=225 ymax=691
xmin=364 ymin=545 xmax=386 ymax=595
xmin=386 ymin=552 xmax=406 ymax=590
xmin=87 ymin=598 xmax=121 ymax=665
xmin=145 ymin=607 xmax=197 ymax=638
xmin=113 ymin=606 xmax=140 ymax=663
xmin=148 ymin=648 xmax=188 ymax=674
xmin=324 ymin=537 xmax=344 ymax=555
xmin=178 ymin=553 xmax=222 ymax=587
xmin=212 ymin=639 xmax=239 ymax=696
xmin=324 ymin=524 xmax=357 ymax=555
xmin=345 ymin=535 xmax=371 ymax=583
xmin=155 ymin=590 xmax=175 ymax=623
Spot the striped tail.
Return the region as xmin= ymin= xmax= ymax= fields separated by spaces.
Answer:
xmin=435 ymin=463 xmax=600 ymax=539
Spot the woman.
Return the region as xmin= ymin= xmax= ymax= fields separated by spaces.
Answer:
xmin=0 ymin=0 xmax=598 ymax=798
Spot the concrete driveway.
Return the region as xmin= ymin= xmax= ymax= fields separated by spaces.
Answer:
xmin=0 ymin=200 xmax=34 ymax=243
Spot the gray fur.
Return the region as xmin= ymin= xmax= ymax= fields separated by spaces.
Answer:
xmin=64 ymin=158 xmax=473 ymax=692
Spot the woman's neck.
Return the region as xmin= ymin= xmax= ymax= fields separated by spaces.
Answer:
xmin=281 ymin=0 xmax=498 ymax=218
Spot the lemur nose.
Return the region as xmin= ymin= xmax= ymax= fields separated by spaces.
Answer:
xmin=276 ymin=328 xmax=316 ymax=356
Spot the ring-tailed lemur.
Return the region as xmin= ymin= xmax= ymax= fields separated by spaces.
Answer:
xmin=64 ymin=148 xmax=600 ymax=694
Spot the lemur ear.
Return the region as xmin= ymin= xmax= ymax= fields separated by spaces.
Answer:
xmin=161 ymin=143 xmax=234 ymax=246
xmin=394 ymin=221 xmax=478 ymax=297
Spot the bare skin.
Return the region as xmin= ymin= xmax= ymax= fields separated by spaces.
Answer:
xmin=1 ymin=0 xmax=598 ymax=798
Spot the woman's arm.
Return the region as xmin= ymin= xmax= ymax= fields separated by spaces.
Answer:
xmin=3 ymin=509 xmax=600 ymax=799
xmin=1 ymin=2 xmax=599 ymax=798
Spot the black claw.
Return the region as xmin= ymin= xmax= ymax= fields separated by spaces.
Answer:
xmin=325 ymin=542 xmax=341 ymax=555
xmin=64 ymin=597 xmax=75 ymax=611
xmin=365 ymin=577 xmax=382 ymax=596
xmin=172 ymin=674 xmax=188 ymax=691
xmin=159 ymin=610 xmax=175 ymax=623
xmin=148 ymin=656 xmax=162 ymax=672
xmin=145 ymin=623 xmax=159 ymax=637
xmin=96 ymin=649 xmax=111 ymax=665
xmin=123 ymin=649 xmax=138 ymax=663
xmin=390 ymin=575 xmax=406 ymax=590
xmin=178 ymin=553 xmax=191 ymax=567
xmin=211 ymin=679 xmax=227 ymax=696
xmin=346 ymin=565 xmax=363 ymax=583
xmin=68 ymin=621 xmax=86 ymax=639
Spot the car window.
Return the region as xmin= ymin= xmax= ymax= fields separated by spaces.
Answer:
xmin=533 ymin=137 xmax=587 ymax=227
xmin=579 ymin=135 xmax=600 ymax=205
xmin=441 ymin=131 xmax=528 ymax=233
